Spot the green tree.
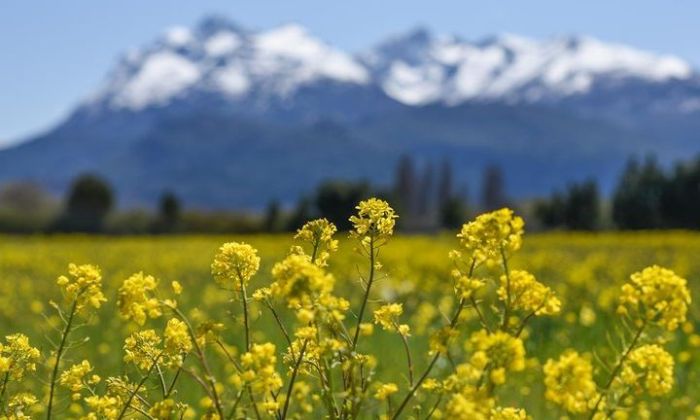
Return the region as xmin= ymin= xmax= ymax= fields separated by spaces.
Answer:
xmin=54 ymin=174 xmax=114 ymax=232
xmin=612 ymin=157 xmax=666 ymax=229
xmin=314 ymin=180 xmax=370 ymax=231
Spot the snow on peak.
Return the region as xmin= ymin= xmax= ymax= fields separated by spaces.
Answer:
xmin=91 ymin=18 xmax=370 ymax=110
xmin=369 ymin=30 xmax=694 ymax=105
xmin=88 ymin=18 xmax=696 ymax=111
xmin=163 ymin=26 xmax=194 ymax=47
xmin=252 ymin=23 xmax=369 ymax=89
xmin=113 ymin=51 xmax=201 ymax=109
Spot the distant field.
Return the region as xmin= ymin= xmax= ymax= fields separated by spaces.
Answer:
xmin=0 ymin=232 xmax=698 ymax=418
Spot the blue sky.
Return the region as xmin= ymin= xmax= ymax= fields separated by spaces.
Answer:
xmin=0 ymin=0 xmax=697 ymax=146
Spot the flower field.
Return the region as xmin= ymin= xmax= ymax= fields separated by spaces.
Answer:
xmin=0 ymin=201 xmax=698 ymax=419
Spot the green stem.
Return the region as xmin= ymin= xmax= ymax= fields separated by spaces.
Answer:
xmin=281 ymin=339 xmax=308 ymax=419
xmin=117 ymin=355 xmax=161 ymax=420
xmin=500 ymin=248 xmax=511 ymax=331
xmin=172 ymin=307 xmax=225 ymax=419
xmin=0 ymin=371 xmax=10 ymax=409
xmin=240 ymin=276 xmax=251 ymax=352
xmin=588 ymin=321 xmax=647 ymax=419
xmin=391 ymin=298 xmax=466 ymax=420
xmin=47 ymin=298 xmax=78 ymax=420
xmin=352 ymin=234 xmax=376 ymax=350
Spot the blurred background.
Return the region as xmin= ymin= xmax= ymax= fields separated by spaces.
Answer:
xmin=2 ymin=0 xmax=700 ymax=233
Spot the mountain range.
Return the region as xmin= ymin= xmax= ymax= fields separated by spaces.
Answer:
xmin=2 ymin=15 xmax=700 ymax=208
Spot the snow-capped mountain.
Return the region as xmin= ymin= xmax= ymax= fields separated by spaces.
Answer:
xmin=364 ymin=28 xmax=693 ymax=105
xmin=84 ymin=17 xmax=698 ymax=116
xmin=2 ymin=15 xmax=700 ymax=208
xmin=87 ymin=16 xmax=370 ymax=112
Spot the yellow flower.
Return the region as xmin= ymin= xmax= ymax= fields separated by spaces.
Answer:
xmin=619 ymin=344 xmax=674 ymax=397
xmin=491 ymin=407 xmax=530 ymax=419
xmin=84 ymin=394 xmax=122 ymax=419
xmin=56 ymin=263 xmax=106 ymax=312
xmin=7 ymin=393 xmax=38 ymax=418
xmin=234 ymin=342 xmax=282 ymax=414
xmin=149 ymin=399 xmax=187 ymax=419
xmin=349 ymin=198 xmax=397 ymax=242
xmin=444 ymin=386 xmax=493 ymax=419
xmin=117 ymin=272 xmax=162 ymax=326
xmin=171 ymin=281 xmax=183 ymax=295
xmin=455 ymin=208 xmax=524 ymax=266
xmin=59 ymin=360 xmax=95 ymax=399
xmin=294 ymin=218 xmax=338 ymax=266
xmin=452 ymin=270 xmax=485 ymax=299
xmin=359 ymin=323 xmax=374 ymax=336
xmin=211 ymin=242 xmax=260 ymax=291
xmin=497 ymin=270 xmax=561 ymax=316
xmin=0 ymin=334 xmax=41 ymax=380
xmin=618 ymin=265 xmax=691 ymax=331
xmin=163 ymin=318 xmax=192 ymax=366
xmin=123 ymin=329 xmax=162 ymax=370
xmin=374 ymin=383 xmax=398 ymax=401
xmin=373 ymin=303 xmax=403 ymax=331
xmin=543 ymin=350 xmax=599 ymax=413
xmin=468 ymin=330 xmax=525 ymax=385
xmin=270 ymin=254 xmax=334 ymax=308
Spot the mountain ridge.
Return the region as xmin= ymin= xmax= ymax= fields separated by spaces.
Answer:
xmin=1 ymin=15 xmax=699 ymax=208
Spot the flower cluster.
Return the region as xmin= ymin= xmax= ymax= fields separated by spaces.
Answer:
xmin=349 ymin=198 xmax=397 ymax=243
xmin=619 ymin=344 xmax=674 ymax=397
xmin=117 ymin=271 xmax=162 ymax=325
xmin=123 ymin=329 xmax=163 ymax=370
xmin=455 ymin=208 xmax=524 ymax=266
xmin=373 ymin=303 xmax=410 ymax=336
xmin=498 ymin=270 xmax=561 ymax=316
xmin=269 ymin=254 xmax=335 ymax=308
xmin=294 ymin=218 xmax=338 ymax=266
xmin=468 ymin=330 xmax=526 ymax=385
xmin=211 ymin=242 xmax=260 ymax=291
xmin=543 ymin=350 xmax=599 ymax=413
xmin=56 ymin=263 xmax=106 ymax=312
xmin=163 ymin=318 xmax=192 ymax=366
xmin=618 ymin=265 xmax=690 ymax=331
xmin=59 ymin=360 xmax=100 ymax=400
xmin=233 ymin=342 xmax=283 ymax=414
xmin=0 ymin=334 xmax=40 ymax=381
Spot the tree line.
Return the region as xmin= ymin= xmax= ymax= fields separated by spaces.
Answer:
xmin=2 ymin=153 xmax=699 ymax=233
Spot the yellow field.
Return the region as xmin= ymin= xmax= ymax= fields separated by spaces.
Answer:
xmin=0 ymin=218 xmax=698 ymax=418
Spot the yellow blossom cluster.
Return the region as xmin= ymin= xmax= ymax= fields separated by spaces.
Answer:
xmin=618 ymin=265 xmax=691 ymax=331
xmin=117 ymin=271 xmax=162 ymax=325
xmin=233 ymin=342 xmax=282 ymax=413
xmin=294 ymin=218 xmax=338 ymax=266
xmin=468 ymin=330 xmax=526 ymax=385
xmin=498 ymin=270 xmax=561 ymax=316
xmin=455 ymin=208 xmax=524 ymax=266
xmin=619 ymin=344 xmax=674 ymax=397
xmin=349 ymin=198 xmax=397 ymax=242
xmin=269 ymin=253 xmax=335 ymax=308
xmin=59 ymin=360 xmax=99 ymax=400
xmin=0 ymin=334 xmax=40 ymax=380
xmin=373 ymin=303 xmax=410 ymax=336
xmin=56 ymin=263 xmax=106 ymax=312
xmin=211 ymin=241 xmax=260 ymax=291
xmin=543 ymin=350 xmax=599 ymax=413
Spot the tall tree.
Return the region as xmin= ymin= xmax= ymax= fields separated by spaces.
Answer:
xmin=437 ymin=159 xmax=453 ymax=209
xmin=612 ymin=156 xmax=666 ymax=229
xmin=314 ymin=180 xmax=370 ymax=231
xmin=393 ymin=155 xmax=417 ymax=218
xmin=481 ymin=164 xmax=507 ymax=211
xmin=154 ymin=191 xmax=181 ymax=233
xmin=263 ymin=200 xmax=282 ymax=232
xmin=55 ymin=173 xmax=114 ymax=232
